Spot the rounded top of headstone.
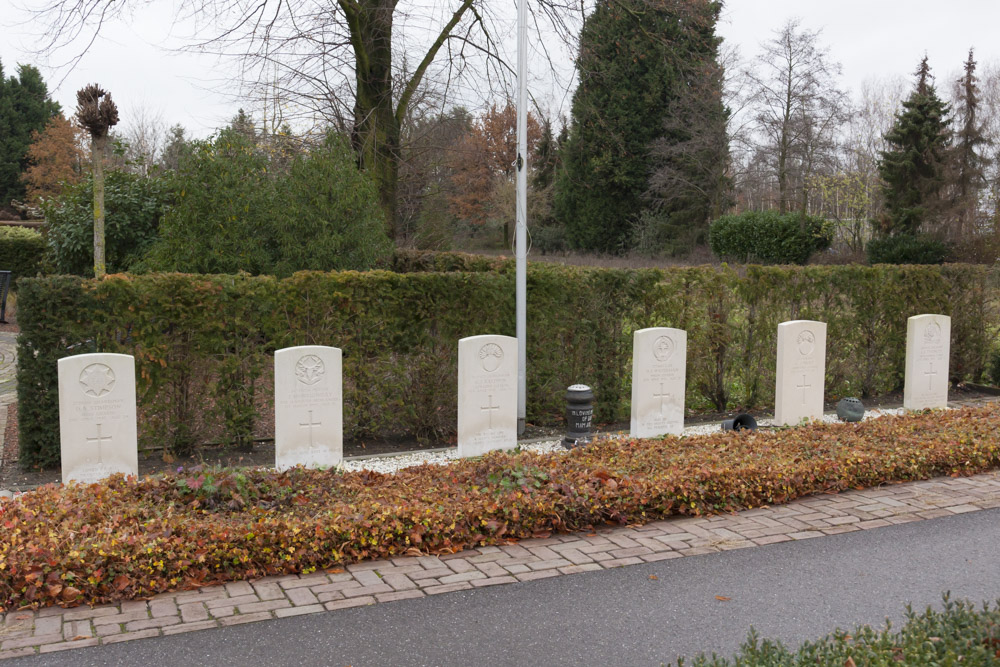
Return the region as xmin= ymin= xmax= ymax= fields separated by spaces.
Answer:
xmin=568 ymin=384 xmax=591 ymax=392
xmin=836 ymin=397 xmax=865 ymax=422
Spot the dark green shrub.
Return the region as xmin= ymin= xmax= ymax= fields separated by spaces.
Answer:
xmin=708 ymin=211 xmax=832 ymax=264
xmin=142 ymin=131 xmax=391 ymax=277
xmin=674 ymin=595 xmax=1000 ymax=666
xmin=0 ymin=226 xmax=45 ymax=287
xmin=42 ymin=170 xmax=169 ymax=275
xmin=867 ymin=233 xmax=949 ymax=265
xmin=16 ymin=263 xmax=997 ymax=468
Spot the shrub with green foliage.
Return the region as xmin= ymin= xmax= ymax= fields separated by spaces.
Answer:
xmin=16 ymin=263 xmax=997 ymax=467
xmin=0 ymin=226 xmax=45 ymax=287
xmin=709 ymin=211 xmax=832 ymax=264
xmin=42 ymin=170 xmax=169 ymax=275
xmin=675 ymin=595 xmax=1000 ymax=666
xmin=1 ymin=404 xmax=999 ymax=610
xmin=866 ymin=233 xmax=949 ymax=265
xmin=142 ymin=131 xmax=391 ymax=277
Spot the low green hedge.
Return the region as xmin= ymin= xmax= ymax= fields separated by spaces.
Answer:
xmin=709 ymin=211 xmax=832 ymax=265
xmin=16 ymin=262 xmax=998 ymax=467
xmin=676 ymin=595 xmax=1000 ymax=666
xmin=0 ymin=226 xmax=45 ymax=288
xmin=867 ymin=233 xmax=950 ymax=265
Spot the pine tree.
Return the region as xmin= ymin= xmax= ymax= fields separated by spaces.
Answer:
xmin=554 ymin=0 xmax=725 ymax=253
xmin=950 ymin=49 xmax=990 ymax=242
xmin=0 ymin=60 xmax=61 ymax=209
xmin=878 ymin=58 xmax=952 ymax=237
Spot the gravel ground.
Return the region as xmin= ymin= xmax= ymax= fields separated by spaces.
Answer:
xmin=337 ymin=406 xmax=907 ymax=475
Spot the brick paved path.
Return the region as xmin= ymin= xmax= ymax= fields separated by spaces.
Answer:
xmin=0 ymin=332 xmax=16 ymax=472
xmin=2 ymin=469 xmax=999 ymax=659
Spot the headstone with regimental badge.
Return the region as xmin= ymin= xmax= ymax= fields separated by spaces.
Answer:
xmin=58 ymin=353 xmax=138 ymax=485
xmin=457 ymin=334 xmax=517 ymax=457
xmin=774 ymin=320 xmax=827 ymax=426
xmin=274 ymin=345 xmax=343 ymax=470
xmin=630 ymin=327 xmax=687 ymax=438
xmin=903 ymin=314 xmax=950 ymax=410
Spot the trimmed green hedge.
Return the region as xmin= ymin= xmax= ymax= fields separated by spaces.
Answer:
xmin=0 ymin=226 xmax=45 ymax=288
xmin=867 ymin=233 xmax=950 ymax=265
xmin=17 ymin=263 xmax=998 ymax=467
xmin=709 ymin=211 xmax=832 ymax=264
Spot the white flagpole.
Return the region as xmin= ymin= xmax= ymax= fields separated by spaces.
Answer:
xmin=515 ymin=0 xmax=529 ymax=435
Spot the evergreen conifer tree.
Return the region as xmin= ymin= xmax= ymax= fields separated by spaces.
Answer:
xmin=950 ymin=49 xmax=990 ymax=242
xmin=878 ymin=57 xmax=952 ymax=237
xmin=554 ymin=0 xmax=724 ymax=253
xmin=0 ymin=61 xmax=61 ymax=209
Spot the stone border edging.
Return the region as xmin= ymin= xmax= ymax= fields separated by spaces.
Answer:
xmin=2 ymin=470 xmax=999 ymax=659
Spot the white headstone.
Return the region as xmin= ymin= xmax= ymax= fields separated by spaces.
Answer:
xmin=774 ymin=320 xmax=827 ymax=426
xmin=903 ymin=314 xmax=951 ymax=410
xmin=630 ymin=327 xmax=686 ymax=438
xmin=274 ymin=346 xmax=343 ymax=470
xmin=58 ymin=353 xmax=138 ymax=485
xmin=457 ymin=334 xmax=517 ymax=457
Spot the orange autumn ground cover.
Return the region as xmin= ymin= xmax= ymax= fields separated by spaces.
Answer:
xmin=1 ymin=404 xmax=999 ymax=611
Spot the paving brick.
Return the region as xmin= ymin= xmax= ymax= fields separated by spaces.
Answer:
xmin=503 ymin=564 xmax=531 ymax=575
xmin=821 ymin=526 xmax=860 ymax=536
xmin=162 ymin=621 xmax=220 ymax=636
xmin=61 ymin=607 xmax=119 ymax=622
xmin=514 ymin=571 xmax=560 ymax=583
xmin=179 ymin=603 xmax=210 ymax=623
xmin=207 ymin=594 xmax=260 ymax=610
xmin=253 ymin=581 xmax=286 ymax=601
xmin=471 ymin=576 xmax=518 ymax=587
xmin=275 ymin=605 xmax=325 ymax=619
xmin=219 ymin=612 xmax=274 ymax=627
xmin=32 ymin=616 xmax=62 ymax=636
xmin=751 ymin=534 xmax=793 ymax=546
xmin=149 ymin=599 xmax=178 ymax=618
xmin=235 ymin=600 xmax=291 ymax=615
xmin=315 ymin=591 xmax=347 ymax=604
xmin=125 ymin=617 xmax=181 ymax=632
xmin=641 ymin=552 xmax=683 ymax=563
xmin=347 ymin=559 xmax=392 ymax=571
xmin=787 ymin=531 xmax=823 ymax=540
xmin=437 ymin=572 xmax=486 ymax=585
xmin=344 ymin=584 xmax=393 ymax=598
xmin=101 ymin=629 xmax=162 ymax=645
xmin=94 ymin=624 xmax=123 ymax=637
xmin=527 ymin=558 xmax=572 ymax=571
xmin=601 ymin=557 xmax=644 ymax=569
xmin=381 ymin=574 xmax=418 ymax=591
xmin=324 ymin=597 xmax=376 ymax=610
xmin=444 ymin=559 xmax=478 ymax=575
xmin=473 ymin=562 xmax=510 ymax=578
xmin=0 ymin=648 xmax=37 ymax=659
xmin=609 ymin=546 xmax=653 ymax=559
xmin=409 ymin=567 xmax=453 ymax=581
xmin=467 ymin=552 xmax=507 ymax=564
xmin=417 ymin=556 xmax=444 ymax=569
xmin=286 ymin=588 xmax=320 ymax=607
xmin=423 ymin=583 xmax=474 ymax=595
xmin=279 ymin=573 xmax=332 ymax=590
xmin=39 ymin=638 xmax=100 ymax=653
xmin=2 ymin=632 xmax=63 ymax=650
xmin=558 ymin=564 xmax=603 ymax=575
xmin=62 ymin=620 xmax=94 ymax=640
xmin=224 ymin=581 xmax=255 ymax=598
xmin=375 ymin=590 xmax=427 ymax=603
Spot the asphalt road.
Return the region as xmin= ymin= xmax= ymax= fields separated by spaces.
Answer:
xmin=13 ymin=508 xmax=1000 ymax=667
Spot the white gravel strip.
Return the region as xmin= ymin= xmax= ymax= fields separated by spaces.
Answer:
xmin=340 ymin=406 xmax=912 ymax=476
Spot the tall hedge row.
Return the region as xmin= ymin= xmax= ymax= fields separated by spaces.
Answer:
xmin=17 ymin=263 xmax=998 ymax=468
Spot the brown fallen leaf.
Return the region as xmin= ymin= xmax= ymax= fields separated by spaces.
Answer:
xmin=72 ymin=635 xmax=89 ymax=641
xmin=648 ymin=575 xmax=658 ymax=580
xmin=714 ymin=595 xmax=730 ymax=601
xmin=326 ymin=567 xmax=345 ymax=574
xmin=845 ymin=658 xmax=857 ymax=667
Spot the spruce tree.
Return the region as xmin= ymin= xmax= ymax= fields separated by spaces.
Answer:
xmin=554 ymin=0 xmax=724 ymax=253
xmin=878 ymin=58 xmax=952 ymax=237
xmin=0 ymin=61 xmax=61 ymax=210
xmin=951 ymin=49 xmax=990 ymax=242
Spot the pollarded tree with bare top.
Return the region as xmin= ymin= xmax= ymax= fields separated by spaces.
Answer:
xmin=74 ymin=84 xmax=119 ymax=278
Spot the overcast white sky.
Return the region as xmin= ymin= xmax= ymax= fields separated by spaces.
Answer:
xmin=2 ymin=0 xmax=999 ymax=139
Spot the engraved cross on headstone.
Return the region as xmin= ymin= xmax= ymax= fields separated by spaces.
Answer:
xmin=796 ymin=374 xmax=812 ymax=405
xmin=653 ymin=383 xmax=670 ymax=415
xmin=925 ymin=362 xmax=937 ymax=390
xmin=299 ymin=410 xmax=322 ymax=453
xmin=86 ymin=423 xmax=112 ymax=465
xmin=481 ymin=395 xmax=500 ymax=430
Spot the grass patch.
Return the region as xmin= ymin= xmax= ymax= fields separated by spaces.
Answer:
xmin=1 ymin=404 xmax=999 ymax=610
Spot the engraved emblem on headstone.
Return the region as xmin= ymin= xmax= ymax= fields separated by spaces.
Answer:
xmin=924 ymin=321 xmax=942 ymax=344
xmin=479 ymin=343 xmax=504 ymax=373
xmin=653 ymin=336 xmax=675 ymax=363
xmin=79 ymin=363 xmax=116 ymax=397
xmin=796 ymin=330 xmax=816 ymax=356
xmin=295 ymin=355 xmax=326 ymax=385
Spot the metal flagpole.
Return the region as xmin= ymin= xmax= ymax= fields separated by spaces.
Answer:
xmin=515 ymin=0 xmax=529 ymax=435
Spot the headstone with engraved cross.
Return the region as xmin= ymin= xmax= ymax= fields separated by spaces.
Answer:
xmin=904 ymin=314 xmax=950 ymax=410
xmin=457 ymin=334 xmax=517 ymax=458
xmin=774 ymin=320 xmax=827 ymax=426
xmin=630 ymin=327 xmax=687 ymax=438
xmin=58 ymin=353 xmax=138 ymax=485
xmin=275 ymin=345 xmax=343 ymax=470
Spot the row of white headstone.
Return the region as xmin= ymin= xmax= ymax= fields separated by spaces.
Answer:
xmin=56 ymin=314 xmax=951 ymax=485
